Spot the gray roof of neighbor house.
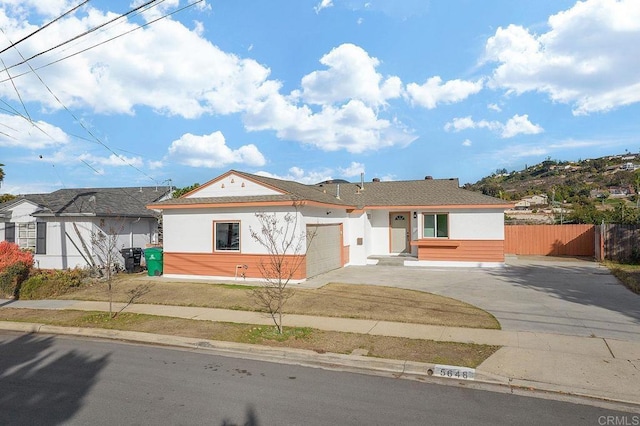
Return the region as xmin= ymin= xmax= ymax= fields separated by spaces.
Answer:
xmin=149 ymin=170 xmax=509 ymax=209
xmin=0 ymin=187 xmax=172 ymax=218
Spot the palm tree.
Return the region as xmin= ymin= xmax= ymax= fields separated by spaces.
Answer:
xmin=0 ymin=163 xmax=4 ymax=187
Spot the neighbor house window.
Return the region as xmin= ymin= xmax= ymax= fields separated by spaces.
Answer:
xmin=215 ymin=222 xmax=240 ymax=251
xmin=423 ymin=213 xmax=448 ymax=238
xmin=17 ymin=222 xmax=36 ymax=251
xmin=6 ymin=222 xmax=46 ymax=254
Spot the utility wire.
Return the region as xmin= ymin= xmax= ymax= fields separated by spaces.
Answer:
xmin=0 ymin=0 xmax=90 ymax=56
xmin=0 ymin=0 xmax=204 ymax=84
xmin=0 ymin=0 xmax=160 ymax=75
xmin=0 ymin=53 xmax=31 ymax=122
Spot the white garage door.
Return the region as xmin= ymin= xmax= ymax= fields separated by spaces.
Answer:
xmin=306 ymin=224 xmax=342 ymax=278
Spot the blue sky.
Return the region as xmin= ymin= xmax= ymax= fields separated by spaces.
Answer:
xmin=1 ymin=0 xmax=639 ymax=193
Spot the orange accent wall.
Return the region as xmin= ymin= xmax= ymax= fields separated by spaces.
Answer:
xmin=412 ymin=239 xmax=504 ymax=262
xmin=164 ymin=252 xmax=306 ymax=280
xmin=342 ymin=245 xmax=350 ymax=265
xmin=504 ymin=224 xmax=595 ymax=256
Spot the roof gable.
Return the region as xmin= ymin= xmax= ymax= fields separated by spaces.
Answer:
xmin=184 ymin=171 xmax=284 ymax=198
xmin=0 ymin=197 xmax=43 ymax=212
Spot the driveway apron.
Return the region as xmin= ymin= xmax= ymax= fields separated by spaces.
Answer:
xmin=301 ymin=256 xmax=640 ymax=341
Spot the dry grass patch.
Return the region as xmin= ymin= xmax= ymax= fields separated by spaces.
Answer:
xmin=58 ymin=275 xmax=499 ymax=329
xmin=604 ymin=262 xmax=640 ymax=295
xmin=0 ymin=308 xmax=498 ymax=368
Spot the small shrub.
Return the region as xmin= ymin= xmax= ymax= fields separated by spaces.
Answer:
xmin=0 ymin=241 xmax=33 ymax=271
xmin=19 ymin=268 xmax=88 ymax=300
xmin=0 ymin=262 xmax=31 ymax=298
xmin=0 ymin=241 xmax=34 ymax=298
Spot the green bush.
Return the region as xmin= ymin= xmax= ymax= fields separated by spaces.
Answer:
xmin=19 ymin=269 xmax=87 ymax=300
xmin=0 ymin=262 xmax=31 ymax=298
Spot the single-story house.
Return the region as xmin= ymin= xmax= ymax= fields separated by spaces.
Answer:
xmin=0 ymin=186 xmax=172 ymax=269
xmin=149 ymin=170 xmax=511 ymax=281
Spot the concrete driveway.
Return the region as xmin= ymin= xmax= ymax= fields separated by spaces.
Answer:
xmin=301 ymin=256 xmax=640 ymax=342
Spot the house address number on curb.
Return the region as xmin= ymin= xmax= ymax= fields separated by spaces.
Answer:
xmin=433 ymin=364 xmax=475 ymax=381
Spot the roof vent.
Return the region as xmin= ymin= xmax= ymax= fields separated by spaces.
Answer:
xmin=425 ymin=176 xmax=433 ymax=180
xmin=372 ymin=178 xmax=380 ymax=182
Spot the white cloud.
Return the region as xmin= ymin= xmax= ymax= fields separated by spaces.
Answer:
xmin=256 ymin=167 xmax=334 ymax=185
xmin=462 ymin=139 xmax=472 ymax=147
xmin=0 ymin=7 xmax=277 ymax=119
xmin=406 ymin=76 xmax=483 ymax=109
xmin=0 ymin=0 xmax=79 ymax=18
xmin=502 ymin=114 xmax=544 ymax=138
xmin=256 ymin=162 xmax=367 ymax=184
xmin=444 ymin=116 xmax=500 ymax=133
xmin=78 ymin=153 xmax=144 ymax=168
xmin=147 ymin=160 xmax=163 ymax=170
xmin=314 ymin=0 xmax=333 ymax=14
xmin=245 ymin=96 xmax=417 ymax=153
xmin=444 ymin=114 xmax=543 ymax=138
xmin=487 ymin=103 xmax=502 ymax=112
xmin=0 ymin=114 xmax=69 ymax=149
xmin=483 ymin=0 xmax=640 ymax=115
xmin=166 ymin=131 xmax=266 ymax=168
xmin=339 ymin=162 xmax=365 ymax=177
xmin=300 ymin=43 xmax=402 ymax=107
xmin=0 ymin=8 xmax=415 ymax=155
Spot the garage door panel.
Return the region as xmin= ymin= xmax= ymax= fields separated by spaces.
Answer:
xmin=306 ymin=224 xmax=341 ymax=278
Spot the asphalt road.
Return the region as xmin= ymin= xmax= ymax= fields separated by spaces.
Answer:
xmin=0 ymin=332 xmax=634 ymax=425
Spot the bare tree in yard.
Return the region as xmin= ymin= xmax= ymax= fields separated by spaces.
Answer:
xmin=91 ymin=220 xmax=124 ymax=318
xmin=250 ymin=206 xmax=315 ymax=334
xmin=86 ymin=219 xmax=149 ymax=318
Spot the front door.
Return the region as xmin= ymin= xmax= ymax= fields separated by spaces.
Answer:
xmin=389 ymin=212 xmax=410 ymax=254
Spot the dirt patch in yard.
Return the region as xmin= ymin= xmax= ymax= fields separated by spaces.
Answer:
xmin=58 ymin=275 xmax=500 ymax=329
xmin=0 ymin=308 xmax=498 ymax=368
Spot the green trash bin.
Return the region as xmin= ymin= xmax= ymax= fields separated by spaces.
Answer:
xmin=144 ymin=247 xmax=163 ymax=276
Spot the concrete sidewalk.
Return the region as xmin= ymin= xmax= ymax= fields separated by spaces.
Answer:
xmin=1 ymin=297 xmax=639 ymax=407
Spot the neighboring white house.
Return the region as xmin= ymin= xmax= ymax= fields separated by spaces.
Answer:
xmin=0 ymin=187 xmax=171 ymax=269
xmin=514 ymin=194 xmax=549 ymax=209
xmin=149 ymin=170 xmax=511 ymax=281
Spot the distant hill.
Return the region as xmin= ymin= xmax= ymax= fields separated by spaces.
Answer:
xmin=463 ymin=153 xmax=640 ymax=204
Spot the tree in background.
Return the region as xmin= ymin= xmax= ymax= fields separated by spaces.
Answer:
xmin=172 ymin=183 xmax=200 ymax=198
xmin=249 ymin=206 xmax=315 ymax=334
xmin=0 ymin=164 xmax=15 ymax=203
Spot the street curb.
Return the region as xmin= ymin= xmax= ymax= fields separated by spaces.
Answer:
xmin=1 ymin=321 xmax=639 ymax=412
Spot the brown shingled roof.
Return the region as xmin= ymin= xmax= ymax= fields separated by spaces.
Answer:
xmin=149 ymin=170 xmax=510 ymax=209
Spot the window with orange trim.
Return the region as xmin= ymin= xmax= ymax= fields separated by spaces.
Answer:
xmin=423 ymin=213 xmax=448 ymax=238
xmin=214 ymin=221 xmax=240 ymax=251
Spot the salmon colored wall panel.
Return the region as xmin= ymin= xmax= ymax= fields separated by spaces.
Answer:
xmin=164 ymin=252 xmax=306 ymax=280
xmin=414 ymin=240 xmax=504 ymax=262
xmin=342 ymin=245 xmax=350 ymax=265
xmin=504 ymin=225 xmax=595 ymax=256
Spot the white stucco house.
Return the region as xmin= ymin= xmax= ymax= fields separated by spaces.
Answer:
xmin=149 ymin=170 xmax=511 ymax=281
xmin=0 ymin=186 xmax=171 ymax=269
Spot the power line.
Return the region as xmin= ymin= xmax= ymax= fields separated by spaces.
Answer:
xmin=0 ymin=0 xmax=205 ymax=84
xmin=0 ymin=0 xmax=162 ymax=75
xmin=0 ymin=0 xmax=90 ymax=56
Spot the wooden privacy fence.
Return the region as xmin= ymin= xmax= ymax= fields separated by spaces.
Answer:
xmin=597 ymin=224 xmax=640 ymax=261
xmin=504 ymin=224 xmax=595 ymax=256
